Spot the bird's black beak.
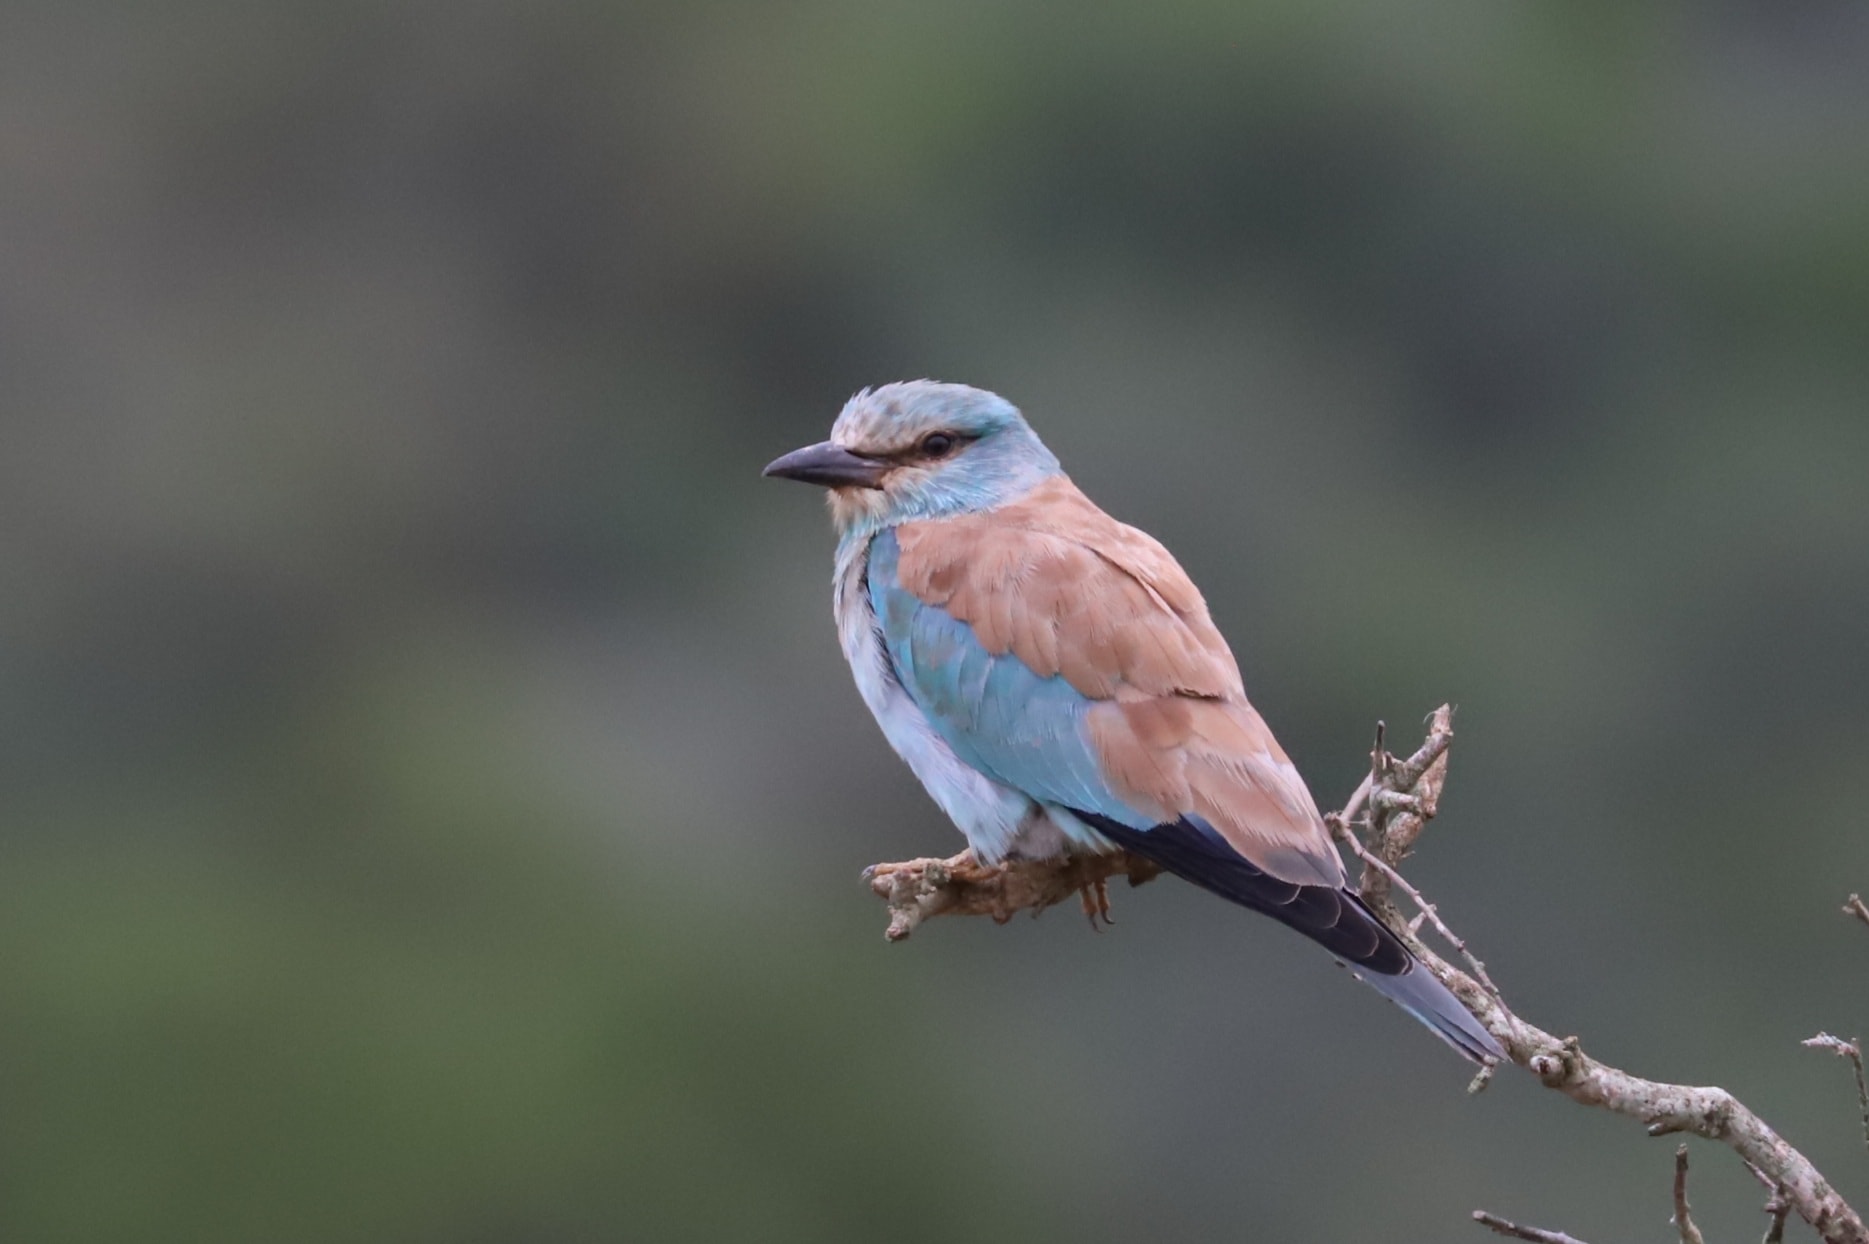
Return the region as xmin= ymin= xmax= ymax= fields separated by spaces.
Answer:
xmin=761 ymin=441 xmax=890 ymax=490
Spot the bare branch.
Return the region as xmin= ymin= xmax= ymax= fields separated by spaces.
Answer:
xmin=1766 ymin=1195 xmax=1792 ymax=1244
xmin=1803 ymin=1033 xmax=1869 ymax=1156
xmin=1337 ymin=769 xmax=1374 ymax=832
xmin=1846 ymin=894 xmax=1869 ymax=930
xmin=1401 ymin=953 xmax=1865 ymax=1239
xmin=1468 ymin=1061 xmax=1498 ymax=1095
xmin=1356 ymin=705 xmax=1455 ymax=904
xmin=1343 ymin=713 xmax=1866 ymax=1244
xmin=1330 ymin=810 xmax=1502 ymax=999
xmin=1472 ymin=1210 xmax=1594 ymax=1244
xmin=862 ymin=849 xmax=1159 ymax=941
xmin=1674 ymin=1145 xmax=1707 ymax=1244
xmin=861 ymin=707 xmax=1869 ymax=1243
xmin=1748 ymin=1163 xmax=1794 ymax=1244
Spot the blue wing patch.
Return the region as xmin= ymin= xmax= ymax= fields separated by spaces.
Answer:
xmin=867 ymin=530 xmax=1154 ymax=836
xmin=863 ymin=534 xmax=1503 ymax=1064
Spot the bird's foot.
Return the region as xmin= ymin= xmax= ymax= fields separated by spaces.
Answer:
xmin=943 ymin=849 xmax=1001 ymax=886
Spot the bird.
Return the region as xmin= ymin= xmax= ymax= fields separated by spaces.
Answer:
xmin=764 ymin=380 xmax=1501 ymax=1064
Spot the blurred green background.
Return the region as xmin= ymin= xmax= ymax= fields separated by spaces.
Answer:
xmin=1 ymin=2 xmax=1866 ymax=1240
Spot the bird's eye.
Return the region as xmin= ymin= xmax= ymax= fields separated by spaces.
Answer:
xmin=919 ymin=432 xmax=957 ymax=459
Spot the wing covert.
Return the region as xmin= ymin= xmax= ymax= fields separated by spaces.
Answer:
xmin=869 ymin=529 xmax=1149 ymax=828
xmin=876 ymin=477 xmax=1344 ymax=888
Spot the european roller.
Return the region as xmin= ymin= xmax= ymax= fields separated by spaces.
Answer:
xmin=765 ymin=380 xmax=1501 ymax=1063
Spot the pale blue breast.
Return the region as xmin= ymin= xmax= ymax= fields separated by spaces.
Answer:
xmin=832 ymin=531 xmax=1036 ymax=861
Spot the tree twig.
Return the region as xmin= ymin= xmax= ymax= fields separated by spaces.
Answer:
xmin=1748 ymin=1163 xmax=1794 ymax=1244
xmin=1472 ymin=1210 xmax=1594 ymax=1244
xmin=1338 ymin=711 xmax=1866 ymax=1244
xmin=1330 ymin=808 xmax=1502 ymax=999
xmin=860 ymin=707 xmax=1869 ymax=1244
xmin=1674 ymin=1145 xmax=1706 ymax=1244
xmin=1356 ymin=706 xmax=1455 ymax=895
xmin=863 ymin=849 xmax=1159 ymax=941
xmin=1338 ymin=706 xmax=1482 ymax=994
xmin=1766 ymin=1193 xmax=1793 ymax=1244
xmin=1803 ymin=1033 xmax=1869 ymax=1156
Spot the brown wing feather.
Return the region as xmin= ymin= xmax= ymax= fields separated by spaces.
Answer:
xmin=893 ymin=476 xmax=1342 ymax=887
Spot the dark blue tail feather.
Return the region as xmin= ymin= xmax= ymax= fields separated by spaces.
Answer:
xmin=1073 ymin=810 xmax=1503 ymax=1064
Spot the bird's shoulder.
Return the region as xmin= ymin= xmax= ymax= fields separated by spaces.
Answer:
xmin=890 ymin=476 xmax=1243 ymax=701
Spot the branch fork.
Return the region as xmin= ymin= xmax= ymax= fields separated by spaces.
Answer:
xmin=859 ymin=705 xmax=1869 ymax=1243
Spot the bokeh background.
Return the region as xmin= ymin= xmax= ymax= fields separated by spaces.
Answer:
xmin=2 ymin=3 xmax=1867 ymax=1240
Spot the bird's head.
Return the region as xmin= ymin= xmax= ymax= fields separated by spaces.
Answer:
xmin=763 ymin=381 xmax=1061 ymax=536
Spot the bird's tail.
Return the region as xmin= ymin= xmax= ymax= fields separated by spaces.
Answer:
xmin=1337 ymin=893 xmax=1501 ymax=1064
xmin=1073 ymin=811 xmax=1503 ymax=1064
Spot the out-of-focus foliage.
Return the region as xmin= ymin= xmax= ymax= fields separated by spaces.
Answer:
xmin=0 ymin=3 xmax=1865 ymax=1240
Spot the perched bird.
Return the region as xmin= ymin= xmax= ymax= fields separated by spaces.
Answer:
xmin=765 ymin=380 xmax=1500 ymax=1063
